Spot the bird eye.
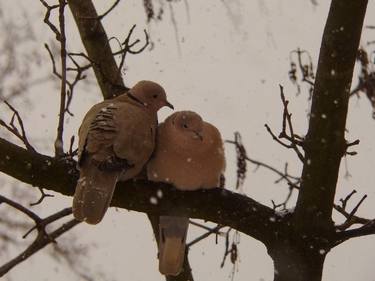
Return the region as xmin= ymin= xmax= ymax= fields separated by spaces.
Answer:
xmin=183 ymin=124 xmax=188 ymax=128
xmin=152 ymin=94 xmax=158 ymax=98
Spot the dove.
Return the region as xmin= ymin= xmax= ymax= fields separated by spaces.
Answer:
xmin=147 ymin=111 xmax=225 ymax=276
xmin=73 ymin=80 xmax=173 ymax=225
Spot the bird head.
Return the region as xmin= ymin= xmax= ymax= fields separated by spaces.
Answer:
xmin=129 ymin=80 xmax=174 ymax=112
xmin=169 ymin=111 xmax=204 ymax=141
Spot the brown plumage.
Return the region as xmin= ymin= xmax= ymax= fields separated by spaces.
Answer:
xmin=147 ymin=111 xmax=225 ymax=276
xmin=73 ymin=80 xmax=173 ymax=224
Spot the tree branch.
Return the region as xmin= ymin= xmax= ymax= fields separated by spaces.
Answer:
xmin=67 ymin=0 xmax=128 ymax=99
xmin=0 ymin=101 xmax=36 ymax=152
xmin=55 ymin=0 xmax=67 ymax=157
xmin=334 ymin=220 xmax=375 ymax=244
xmin=0 ymin=137 xmax=277 ymax=243
xmin=0 ymin=195 xmax=80 ymax=276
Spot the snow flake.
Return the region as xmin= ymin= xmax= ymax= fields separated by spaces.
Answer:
xmin=150 ymin=197 xmax=158 ymax=205
xmin=156 ymin=189 xmax=163 ymax=198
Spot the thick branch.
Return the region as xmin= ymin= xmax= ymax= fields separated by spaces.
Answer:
xmin=294 ymin=0 xmax=368 ymax=233
xmin=0 ymin=137 xmax=277 ymax=243
xmin=68 ymin=0 xmax=127 ymax=99
xmin=335 ymin=220 xmax=375 ymax=244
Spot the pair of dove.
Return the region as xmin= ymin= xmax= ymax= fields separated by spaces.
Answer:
xmin=72 ymin=80 xmax=225 ymax=276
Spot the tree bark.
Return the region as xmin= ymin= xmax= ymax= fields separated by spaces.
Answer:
xmin=271 ymin=1 xmax=368 ymax=280
xmin=294 ymin=0 xmax=368 ymax=233
xmin=0 ymin=137 xmax=277 ymax=243
xmin=68 ymin=0 xmax=128 ymax=99
xmin=270 ymin=245 xmax=325 ymax=281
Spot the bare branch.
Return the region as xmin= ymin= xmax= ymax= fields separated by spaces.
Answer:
xmin=289 ymin=48 xmax=315 ymax=97
xmin=54 ymin=0 xmax=68 ymax=157
xmin=0 ymin=219 xmax=79 ymax=276
xmin=279 ymin=85 xmax=305 ymax=160
xmin=97 ymin=0 xmax=121 ymax=20
xmin=30 ymin=187 xmax=54 ymax=206
xmin=111 ymin=25 xmax=149 ymax=81
xmin=0 ymin=101 xmax=36 ymax=152
xmin=0 ymin=137 xmax=278 ymax=243
xmin=45 ymin=45 xmax=91 ymax=117
xmin=187 ymin=224 xmax=223 ymax=247
xmin=0 ymin=195 xmax=79 ymax=276
xmin=0 ymin=194 xmax=41 ymax=223
xmin=334 ymin=190 xmax=370 ymax=230
xmin=264 ymin=124 xmax=295 ymax=149
xmin=335 ymin=220 xmax=375 ymax=244
xmin=264 ymin=86 xmax=305 ymax=162
xmin=227 ymin=132 xmax=301 ymax=192
xmin=68 ymin=0 xmax=128 ymax=99
xmin=39 ymin=0 xmax=61 ymax=41
xmin=220 ymin=228 xmax=240 ymax=277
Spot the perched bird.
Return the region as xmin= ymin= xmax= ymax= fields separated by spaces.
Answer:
xmin=147 ymin=111 xmax=225 ymax=276
xmin=73 ymin=80 xmax=173 ymax=225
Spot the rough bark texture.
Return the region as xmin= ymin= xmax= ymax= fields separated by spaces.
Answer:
xmin=68 ymin=0 xmax=128 ymax=99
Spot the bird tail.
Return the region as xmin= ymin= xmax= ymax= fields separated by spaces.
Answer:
xmin=72 ymin=161 xmax=120 ymax=225
xmin=158 ymin=216 xmax=189 ymax=276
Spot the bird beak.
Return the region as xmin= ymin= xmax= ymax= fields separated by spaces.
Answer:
xmin=164 ymin=100 xmax=174 ymax=110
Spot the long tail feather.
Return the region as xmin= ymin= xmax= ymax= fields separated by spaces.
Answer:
xmin=159 ymin=216 xmax=189 ymax=276
xmin=73 ymin=161 xmax=120 ymax=224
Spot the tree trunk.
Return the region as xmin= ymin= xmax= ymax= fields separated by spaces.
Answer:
xmin=269 ymin=243 xmax=326 ymax=281
xmin=294 ymin=0 xmax=368 ymax=233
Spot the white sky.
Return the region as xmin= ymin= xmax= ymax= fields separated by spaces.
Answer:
xmin=1 ymin=0 xmax=375 ymax=280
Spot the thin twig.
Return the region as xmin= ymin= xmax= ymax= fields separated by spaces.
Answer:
xmin=0 ymin=194 xmax=79 ymax=277
xmin=30 ymin=187 xmax=54 ymax=206
xmin=97 ymin=0 xmax=121 ymax=20
xmin=55 ymin=0 xmax=67 ymax=157
xmin=187 ymin=224 xmax=224 ymax=247
xmin=289 ymin=48 xmax=315 ymax=97
xmin=227 ymin=133 xmax=301 ymax=191
xmin=23 ymin=207 xmax=72 ymax=239
xmin=0 ymin=195 xmax=41 ymax=223
xmin=264 ymin=124 xmax=294 ymax=149
xmin=0 ymin=219 xmax=80 ymax=277
xmin=39 ymin=0 xmax=61 ymax=41
xmin=334 ymin=190 xmax=370 ymax=230
xmin=279 ymin=85 xmax=305 ymax=160
xmin=0 ymin=101 xmax=36 ymax=152
xmin=111 ymin=25 xmax=149 ymax=80
xmin=265 ymin=86 xmax=305 ymax=162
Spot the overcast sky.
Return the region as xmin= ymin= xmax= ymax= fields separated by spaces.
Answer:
xmin=1 ymin=0 xmax=375 ymax=280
